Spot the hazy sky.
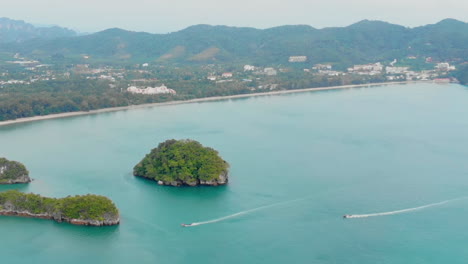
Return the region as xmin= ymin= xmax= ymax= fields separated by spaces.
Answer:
xmin=2 ymin=0 xmax=467 ymax=33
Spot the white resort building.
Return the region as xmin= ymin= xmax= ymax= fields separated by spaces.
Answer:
xmin=127 ymin=84 xmax=176 ymax=95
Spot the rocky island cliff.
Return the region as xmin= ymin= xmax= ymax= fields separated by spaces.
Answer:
xmin=0 ymin=190 xmax=119 ymax=226
xmin=133 ymin=139 xmax=229 ymax=186
xmin=0 ymin=158 xmax=31 ymax=184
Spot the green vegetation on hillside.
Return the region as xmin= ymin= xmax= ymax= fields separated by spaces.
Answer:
xmin=1 ymin=19 xmax=466 ymax=65
xmin=0 ymin=65 xmax=389 ymax=122
xmin=134 ymin=139 xmax=229 ymax=185
xmin=0 ymin=190 xmax=119 ymax=222
xmin=0 ymin=18 xmax=465 ymax=122
xmin=0 ymin=158 xmax=29 ymax=183
xmin=454 ymin=64 xmax=468 ymax=85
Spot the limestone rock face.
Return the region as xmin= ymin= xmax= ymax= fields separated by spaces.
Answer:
xmin=0 ymin=158 xmax=31 ymax=184
xmin=155 ymin=172 xmax=229 ymax=186
xmin=199 ymin=172 xmax=229 ymax=186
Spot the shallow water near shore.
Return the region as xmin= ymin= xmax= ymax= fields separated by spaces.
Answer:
xmin=1 ymin=83 xmax=468 ymax=264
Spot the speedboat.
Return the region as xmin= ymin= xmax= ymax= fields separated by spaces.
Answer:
xmin=343 ymin=214 xmax=352 ymax=219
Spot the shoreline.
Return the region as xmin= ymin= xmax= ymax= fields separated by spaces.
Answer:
xmin=0 ymin=81 xmax=424 ymax=127
xmin=0 ymin=210 xmax=120 ymax=226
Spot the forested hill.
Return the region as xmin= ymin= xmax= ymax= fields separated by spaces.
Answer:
xmin=0 ymin=17 xmax=77 ymax=43
xmin=1 ymin=18 xmax=467 ymax=66
xmin=455 ymin=64 xmax=468 ymax=85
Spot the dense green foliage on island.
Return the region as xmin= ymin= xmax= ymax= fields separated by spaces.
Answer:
xmin=134 ymin=139 xmax=229 ymax=185
xmin=0 ymin=158 xmax=29 ymax=183
xmin=0 ymin=190 xmax=119 ymax=221
xmin=59 ymin=194 xmax=119 ymax=221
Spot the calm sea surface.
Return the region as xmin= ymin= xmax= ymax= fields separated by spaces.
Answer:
xmin=1 ymin=83 xmax=468 ymax=264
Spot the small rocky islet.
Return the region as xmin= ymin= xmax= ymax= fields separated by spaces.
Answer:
xmin=0 ymin=157 xmax=31 ymax=184
xmin=133 ymin=139 xmax=229 ymax=186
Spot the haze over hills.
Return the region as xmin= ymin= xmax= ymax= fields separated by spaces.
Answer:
xmin=0 ymin=17 xmax=466 ymax=67
xmin=0 ymin=17 xmax=77 ymax=43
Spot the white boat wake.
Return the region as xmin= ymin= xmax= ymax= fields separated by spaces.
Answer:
xmin=343 ymin=197 xmax=465 ymax=219
xmin=182 ymin=197 xmax=307 ymax=227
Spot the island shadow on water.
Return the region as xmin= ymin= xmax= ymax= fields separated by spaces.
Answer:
xmin=0 ymin=212 xmax=120 ymax=238
xmin=53 ymin=220 xmax=120 ymax=238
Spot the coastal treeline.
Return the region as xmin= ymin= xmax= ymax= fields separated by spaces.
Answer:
xmin=0 ymin=72 xmax=383 ymax=121
xmin=0 ymin=79 xmax=174 ymax=121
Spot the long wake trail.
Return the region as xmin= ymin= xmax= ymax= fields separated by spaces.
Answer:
xmin=345 ymin=197 xmax=465 ymax=219
xmin=183 ymin=197 xmax=307 ymax=227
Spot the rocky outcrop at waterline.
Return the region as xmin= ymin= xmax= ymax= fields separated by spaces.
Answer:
xmin=155 ymin=171 xmax=229 ymax=187
xmin=0 ymin=190 xmax=120 ymax=226
xmin=0 ymin=158 xmax=31 ymax=184
xmin=0 ymin=210 xmax=119 ymax=226
xmin=134 ymin=139 xmax=230 ymax=187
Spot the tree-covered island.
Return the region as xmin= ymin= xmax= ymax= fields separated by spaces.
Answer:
xmin=0 ymin=190 xmax=120 ymax=226
xmin=133 ymin=139 xmax=229 ymax=186
xmin=0 ymin=158 xmax=31 ymax=184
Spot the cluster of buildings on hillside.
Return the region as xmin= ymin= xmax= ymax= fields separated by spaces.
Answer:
xmin=1 ymin=51 xmax=461 ymax=93
xmin=289 ymin=56 xmax=307 ymax=63
xmin=348 ymin=63 xmax=384 ymax=75
xmin=204 ymin=59 xmax=458 ymax=85
xmin=310 ymin=64 xmax=343 ymax=76
xmin=308 ymin=61 xmax=457 ymax=81
xmin=207 ymin=66 xmax=279 ymax=82
xmin=384 ymin=62 xmax=455 ymax=81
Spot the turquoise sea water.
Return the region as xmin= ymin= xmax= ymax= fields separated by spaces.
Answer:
xmin=1 ymin=83 xmax=468 ymax=264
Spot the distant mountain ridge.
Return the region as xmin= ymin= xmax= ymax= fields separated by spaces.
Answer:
xmin=0 ymin=18 xmax=466 ymax=66
xmin=0 ymin=17 xmax=76 ymax=43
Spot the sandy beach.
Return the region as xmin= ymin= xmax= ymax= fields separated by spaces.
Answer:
xmin=0 ymin=81 xmax=422 ymax=127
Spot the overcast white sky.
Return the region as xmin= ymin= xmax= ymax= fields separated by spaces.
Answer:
xmin=2 ymin=0 xmax=467 ymax=33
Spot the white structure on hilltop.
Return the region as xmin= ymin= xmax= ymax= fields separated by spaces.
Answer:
xmin=264 ymin=68 xmax=277 ymax=76
xmin=385 ymin=66 xmax=409 ymax=74
xmin=348 ymin=62 xmax=383 ymax=75
xmin=312 ymin=64 xmax=332 ymax=70
xmin=244 ymin=65 xmax=255 ymax=71
xmin=127 ymin=84 xmax=176 ymax=95
xmin=222 ymin=72 xmax=233 ymax=78
xmin=288 ymin=56 xmax=307 ymax=62
xmin=435 ymin=63 xmax=456 ymax=71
